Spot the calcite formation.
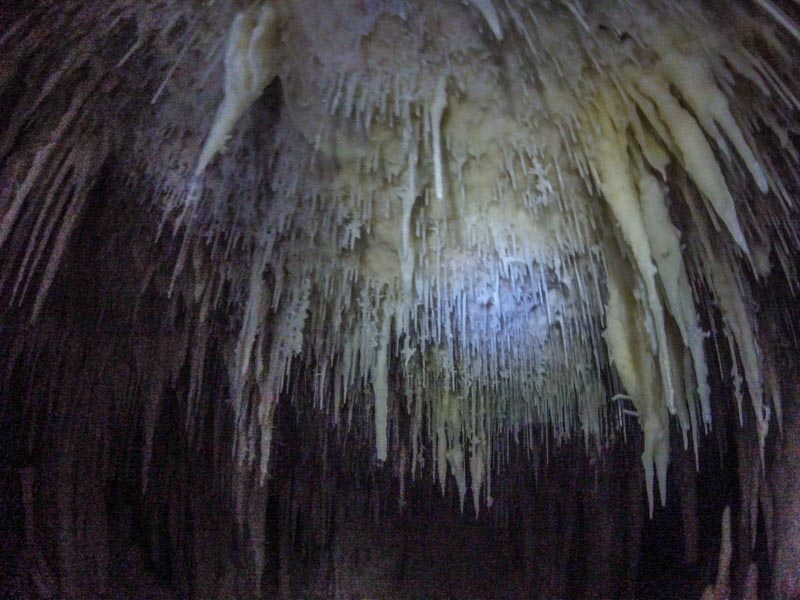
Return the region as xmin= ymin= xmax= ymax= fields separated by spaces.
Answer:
xmin=1 ymin=1 xmax=799 ymax=595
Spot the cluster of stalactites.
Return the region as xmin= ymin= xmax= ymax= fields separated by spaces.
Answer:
xmin=579 ymin=15 xmax=796 ymax=514
xmin=3 ymin=0 xmax=793 ymax=517
xmin=191 ymin=0 xmax=800 ymax=515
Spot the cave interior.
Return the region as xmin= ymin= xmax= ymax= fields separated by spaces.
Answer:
xmin=1 ymin=1 xmax=800 ymax=598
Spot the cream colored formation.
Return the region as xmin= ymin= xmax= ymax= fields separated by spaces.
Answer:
xmin=192 ymin=0 xmax=797 ymax=515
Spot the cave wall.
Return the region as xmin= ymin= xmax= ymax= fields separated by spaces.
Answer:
xmin=1 ymin=203 xmax=797 ymax=597
xmin=1 ymin=1 xmax=800 ymax=598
